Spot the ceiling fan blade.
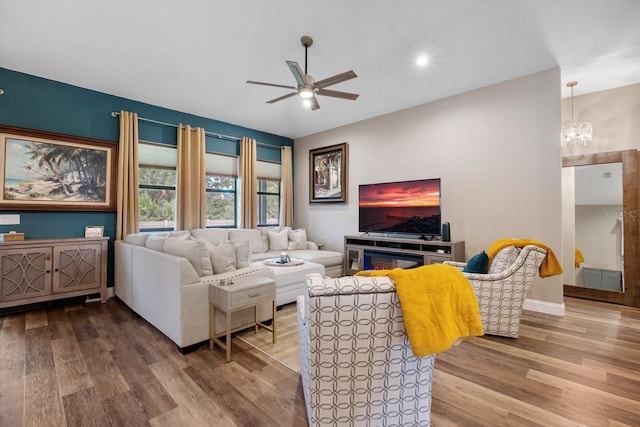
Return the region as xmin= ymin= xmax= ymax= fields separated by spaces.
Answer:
xmin=309 ymin=95 xmax=320 ymax=111
xmin=285 ymin=61 xmax=306 ymax=87
xmin=266 ymin=92 xmax=298 ymax=104
xmin=316 ymin=88 xmax=359 ymax=100
xmin=314 ymin=70 xmax=358 ymax=89
xmin=246 ymin=80 xmax=296 ymax=90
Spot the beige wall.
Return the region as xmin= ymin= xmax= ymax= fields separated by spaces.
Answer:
xmin=295 ymin=68 xmax=563 ymax=306
xmin=562 ymin=83 xmax=640 ymax=156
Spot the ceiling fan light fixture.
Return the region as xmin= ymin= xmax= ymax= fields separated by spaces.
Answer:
xmin=299 ymin=87 xmax=314 ymax=98
xmin=247 ymin=35 xmax=359 ymax=110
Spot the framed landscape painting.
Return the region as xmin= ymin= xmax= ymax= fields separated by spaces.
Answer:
xmin=309 ymin=142 xmax=348 ymax=203
xmin=0 ymin=126 xmax=117 ymax=211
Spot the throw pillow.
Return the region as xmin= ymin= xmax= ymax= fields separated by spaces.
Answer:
xmin=208 ymin=241 xmax=237 ymax=274
xmin=287 ymin=228 xmax=308 ymax=250
xmin=163 ymin=237 xmax=214 ymax=277
xmin=268 ymin=229 xmax=289 ymax=251
xmin=235 ymin=240 xmax=252 ymax=268
xmin=145 ymin=234 xmax=168 ymax=251
xmin=463 ymin=251 xmax=489 ymax=274
xmin=229 ymin=229 xmax=265 ymax=254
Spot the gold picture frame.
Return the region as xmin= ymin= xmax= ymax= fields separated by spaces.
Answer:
xmin=0 ymin=126 xmax=117 ymax=211
xmin=309 ymin=142 xmax=348 ymax=203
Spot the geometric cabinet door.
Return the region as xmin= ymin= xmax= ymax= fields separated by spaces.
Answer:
xmin=0 ymin=247 xmax=52 ymax=302
xmin=52 ymin=244 xmax=102 ymax=294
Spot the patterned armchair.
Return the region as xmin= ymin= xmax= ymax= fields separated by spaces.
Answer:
xmin=297 ymin=274 xmax=435 ymax=427
xmin=444 ymin=245 xmax=546 ymax=338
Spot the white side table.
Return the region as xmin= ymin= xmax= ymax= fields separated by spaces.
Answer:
xmin=209 ymin=275 xmax=276 ymax=362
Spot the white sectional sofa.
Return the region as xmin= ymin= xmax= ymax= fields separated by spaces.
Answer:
xmin=114 ymin=227 xmax=343 ymax=350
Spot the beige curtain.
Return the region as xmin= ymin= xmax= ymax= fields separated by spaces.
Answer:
xmin=176 ymin=124 xmax=206 ymax=230
xmin=279 ymin=146 xmax=293 ymax=227
xmin=239 ymin=137 xmax=258 ymax=228
xmin=116 ymin=111 xmax=140 ymax=240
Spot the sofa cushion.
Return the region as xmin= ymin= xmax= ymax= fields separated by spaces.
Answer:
xmin=124 ymin=233 xmax=149 ymax=246
xmin=489 ymin=246 xmax=521 ymax=274
xmin=463 ymin=251 xmax=489 ymax=274
xmin=145 ymin=234 xmax=168 ymax=251
xmin=268 ymin=229 xmax=289 ymax=251
xmin=209 ymin=241 xmax=237 ymax=274
xmin=229 ymin=229 xmax=266 ymax=254
xmin=191 ymin=228 xmax=229 ymax=245
xmin=287 ymin=228 xmax=308 ymax=250
xmin=163 ymin=237 xmax=214 ymax=277
xmin=281 ymin=250 xmax=344 ymax=268
xmin=235 ymin=240 xmax=252 ymax=268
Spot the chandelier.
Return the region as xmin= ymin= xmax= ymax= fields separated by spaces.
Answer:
xmin=561 ymin=81 xmax=592 ymax=147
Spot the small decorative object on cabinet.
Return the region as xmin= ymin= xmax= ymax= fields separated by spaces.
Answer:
xmin=344 ymin=234 xmax=465 ymax=275
xmin=0 ymin=237 xmax=108 ymax=309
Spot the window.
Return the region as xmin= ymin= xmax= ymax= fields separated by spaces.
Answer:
xmin=138 ymin=142 xmax=177 ymax=231
xmin=206 ymin=174 xmax=237 ymax=227
xmin=257 ymin=179 xmax=280 ymax=226
xmin=139 ymin=166 xmax=176 ymax=231
xmin=205 ymin=152 xmax=238 ymax=228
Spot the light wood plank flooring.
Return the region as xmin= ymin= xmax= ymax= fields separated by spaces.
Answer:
xmin=1 ymin=296 xmax=639 ymax=426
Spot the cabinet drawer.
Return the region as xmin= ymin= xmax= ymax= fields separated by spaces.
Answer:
xmin=230 ymin=283 xmax=275 ymax=308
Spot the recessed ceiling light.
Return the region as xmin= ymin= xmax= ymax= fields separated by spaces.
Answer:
xmin=416 ymin=56 xmax=429 ymax=66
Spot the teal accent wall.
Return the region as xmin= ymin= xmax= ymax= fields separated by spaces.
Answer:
xmin=0 ymin=67 xmax=293 ymax=288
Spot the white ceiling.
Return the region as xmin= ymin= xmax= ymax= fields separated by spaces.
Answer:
xmin=1 ymin=0 xmax=640 ymax=139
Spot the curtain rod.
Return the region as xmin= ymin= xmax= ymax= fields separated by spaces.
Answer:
xmin=110 ymin=111 xmax=283 ymax=149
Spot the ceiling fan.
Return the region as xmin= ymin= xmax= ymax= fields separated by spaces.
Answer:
xmin=247 ymin=35 xmax=359 ymax=111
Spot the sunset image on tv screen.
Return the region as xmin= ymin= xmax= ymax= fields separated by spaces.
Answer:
xmin=359 ymin=179 xmax=441 ymax=234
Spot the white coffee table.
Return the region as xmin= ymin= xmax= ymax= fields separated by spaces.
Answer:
xmin=209 ymin=275 xmax=276 ymax=362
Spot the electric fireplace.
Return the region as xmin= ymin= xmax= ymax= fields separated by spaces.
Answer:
xmin=363 ymin=249 xmax=425 ymax=271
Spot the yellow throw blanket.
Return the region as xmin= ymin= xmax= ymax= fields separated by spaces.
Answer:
xmin=356 ymin=264 xmax=483 ymax=357
xmin=575 ymin=248 xmax=585 ymax=268
xmin=487 ymin=238 xmax=563 ymax=278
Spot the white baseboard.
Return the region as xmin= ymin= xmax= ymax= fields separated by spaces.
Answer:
xmin=107 ymin=287 xmax=114 ymax=298
xmin=523 ymin=298 xmax=565 ymax=316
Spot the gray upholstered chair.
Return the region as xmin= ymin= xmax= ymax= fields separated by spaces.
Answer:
xmin=444 ymin=244 xmax=546 ymax=338
xmin=297 ymin=274 xmax=434 ymax=427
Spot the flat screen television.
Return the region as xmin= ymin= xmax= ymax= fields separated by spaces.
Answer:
xmin=359 ymin=178 xmax=441 ymax=237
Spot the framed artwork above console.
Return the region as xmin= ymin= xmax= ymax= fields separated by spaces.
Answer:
xmin=0 ymin=125 xmax=117 ymax=211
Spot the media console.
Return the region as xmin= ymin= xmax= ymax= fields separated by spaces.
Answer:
xmin=344 ymin=234 xmax=465 ymax=275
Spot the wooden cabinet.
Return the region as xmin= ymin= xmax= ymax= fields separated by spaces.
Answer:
xmin=344 ymin=234 xmax=465 ymax=275
xmin=0 ymin=237 xmax=108 ymax=309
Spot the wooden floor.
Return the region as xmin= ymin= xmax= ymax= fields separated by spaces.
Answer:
xmin=1 ymin=296 xmax=639 ymax=426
